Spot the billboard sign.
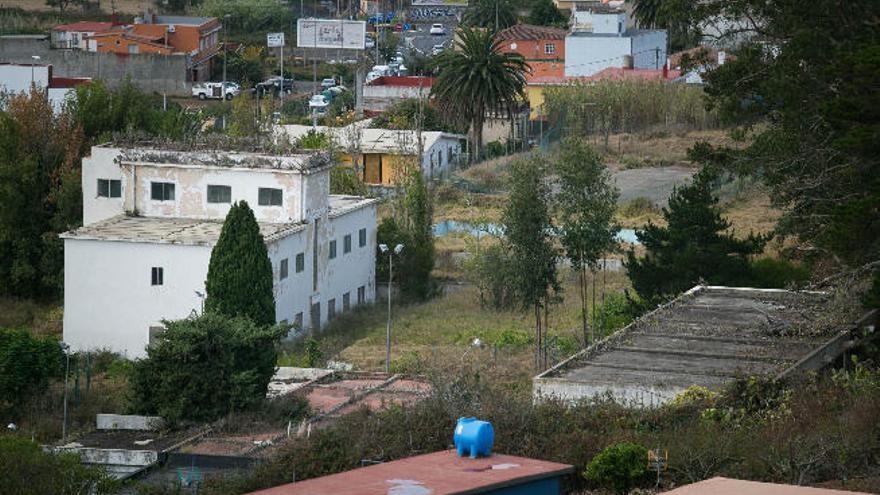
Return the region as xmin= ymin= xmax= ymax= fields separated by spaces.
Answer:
xmin=297 ymin=19 xmax=367 ymax=50
xmin=267 ymin=32 xmax=284 ymax=48
xmin=411 ymin=0 xmax=468 ymax=6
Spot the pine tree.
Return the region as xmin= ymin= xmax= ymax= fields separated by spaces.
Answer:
xmin=205 ymin=201 xmax=276 ymax=326
xmin=625 ymin=168 xmax=764 ymax=306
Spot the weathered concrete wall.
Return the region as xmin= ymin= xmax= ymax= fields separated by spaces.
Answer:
xmin=97 ymin=414 xmax=164 ymax=431
xmin=49 ymin=446 xmax=158 ymax=479
xmin=0 ymin=36 xmax=190 ymax=96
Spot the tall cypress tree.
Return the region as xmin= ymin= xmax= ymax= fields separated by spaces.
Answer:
xmin=205 ymin=200 xmax=276 ymax=326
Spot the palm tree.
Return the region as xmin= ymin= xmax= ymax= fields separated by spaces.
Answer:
xmin=431 ymin=27 xmax=528 ymax=162
xmin=463 ymin=0 xmax=518 ymax=31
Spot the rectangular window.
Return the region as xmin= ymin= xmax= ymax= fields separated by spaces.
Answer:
xmin=295 ymin=252 xmax=305 ymax=273
xmin=357 ymin=285 xmax=365 ymax=305
xmin=151 ymin=182 xmax=175 ymax=201
xmin=328 ymin=298 xmax=336 ymax=320
xmin=294 ymin=312 xmax=303 ymax=328
xmin=343 ymin=234 xmax=352 ymax=254
xmin=280 ymin=258 xmax=288 ymax=280
xmin=544 ymin=43 xmax=555 ymax=55
xmin=151 ymin=267 xmax=164 ymax=286
xmin=343 ymin=292 xmax=350 ymax=312
xmin=359 ymin=228 xmax=367 ymax=247
xmin=97 ymin=179 xmax=121 ymax=198
xmin=258 ymin=187 xmax=283 ymax=206
xmin=329 ymin=240 xmax=337 ymax=259
xmin=207 ymin=185 xmax=232 ymax=203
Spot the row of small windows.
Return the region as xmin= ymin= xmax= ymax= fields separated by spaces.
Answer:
xmin=98 ymin=179 xmax=284 ymax=207
xmin=278 ymin=228 xmax=367 ymax=280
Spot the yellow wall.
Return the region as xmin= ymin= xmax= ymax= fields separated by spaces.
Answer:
xmin=345 ymin=152 xmax=419 ymax=186
xmin=528 ymin=85 xmax=549 ymax=120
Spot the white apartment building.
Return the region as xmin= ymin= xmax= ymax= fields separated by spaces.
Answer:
xmin=61 ymin=144 xmax=378 ymax=358
xmin=565 ymin=7 xmax=667 ymax=77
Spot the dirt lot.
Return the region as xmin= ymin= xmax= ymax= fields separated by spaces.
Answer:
xmin=613 ymin=165 xmax=695 ymax=206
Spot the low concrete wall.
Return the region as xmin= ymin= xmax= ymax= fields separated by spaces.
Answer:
xmin=97 ymin=413 xmax=164 ymax=431
xmin=50 ymin=446 xmax=158 ymax=479
xmin=0 ymin=36 xmax=191 ymax=96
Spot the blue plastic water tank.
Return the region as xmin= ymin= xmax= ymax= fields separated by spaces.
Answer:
xmin=453 ymin=417 xmax=494 ymax=458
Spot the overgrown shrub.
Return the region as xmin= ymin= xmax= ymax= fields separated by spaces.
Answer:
xmin=0 ymin=328 xmax=63 ymax=416
xmin=584 ymin=442 xmax=650 ymax=494
xmin=330 ymin=165 xmax=367 ymax=196
xmin=749 ymin=258 xmax=810 ymax=289
xmin=0 ymin=435 xmax=119 ymax=494
xmin=483 ymin=140 xmax=506 ymax=159
xmin=464 ymin=242 xmax=518 ymax=310
xmin=129 ymin=313 xmax=287 ymax=423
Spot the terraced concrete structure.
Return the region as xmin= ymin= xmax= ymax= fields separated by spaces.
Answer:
xmin=533 ymin=286 xmax=838 ymax=407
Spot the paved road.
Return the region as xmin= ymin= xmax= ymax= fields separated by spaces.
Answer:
xmin=612 ymin=166 xmax=696 ymax=206
xmin=401 ymin=25 xmax=454 ymax=58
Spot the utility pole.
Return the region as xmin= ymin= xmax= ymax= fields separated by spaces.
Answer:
xmin=222 ymin=14 xmax=230 ymax=129
xmin=380 ymin=243 xmax=404 ymax=373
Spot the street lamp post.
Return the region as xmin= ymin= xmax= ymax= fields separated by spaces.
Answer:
xmin=30 ymin=55 xmax=41 ymax=87
xmin=59 ymin=342 xmax=70 ymax=442
xmin=379 ymin=243 xmax=404 ymax=373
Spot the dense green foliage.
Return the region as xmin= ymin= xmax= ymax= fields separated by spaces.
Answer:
xmin=432 ymin=27 xmax=528 ymax=161
xmin=0 ymin=81 xmax=202 ymax=300
xmin=296 ymin=130 xmax=332 ymax=149
xmin=205 ymin=201 xmax=276 ymax=326
xmin=503 ymin=155 xmax=559 ymax=369
xmin=213 ymin=51 xmax=265 ymax=86
xmin=463 ymin=0 xmax=518 ymax=31
xmin=199 ymin=0 xmax=296 ymax=39
xmin=545 ymin=79 xmax=716 ymax=146
xmin=631 ymin=0 xmax=701 ymax=51
xmin=378 ymin=170 xmax=436 ymax=301
xmin=0 ymin=328 xmax=63 ymax=416
xmin=0 ymin=435 xmax=119 ymax=494
xmin=625 ymin=168 xmax=764 ymax=305
xmin=371 ymin=99 xmax=453 ymax=133
xmin=584 ymin=442 xmax=650 ymax=494
xmin=690 ymin=0 xmax=880 ymax=267
xmin=129 ymin=313 xmax=286 ymax=422
xmin=527 ymin=0 xmax=568 ymax=27
xmin=748 ymin=258 xmax=810 ymax=289
xmin=554 ymin=138 xmax=619 ymax=344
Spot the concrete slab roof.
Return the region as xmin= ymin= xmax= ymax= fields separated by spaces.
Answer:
xmin=59 ymin=215 xmax=306 ymax=246
xmin=99 ymin=144 xmax=332 ymax=173
xmin=534 ymin=286 xmax=835 ymax=406
xmin=243 ymin=450 xmax=574 ymax=495
xmin=662 ymin=477 xmax=874 ymax=495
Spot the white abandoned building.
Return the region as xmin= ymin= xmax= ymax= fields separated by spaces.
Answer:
xmin=61 ymin=144 xmax=378 ymax=358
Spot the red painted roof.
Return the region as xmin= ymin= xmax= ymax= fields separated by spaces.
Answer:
xmin=52 ymin=21 xmax=114 ymax=32
xmin=244 ymin=450 xmax=574 ymax=495
xmin=50 ymin=77 xmax=90 ymax=89
xmin=367 ymin=76 xmax=435 ymax=87
xmin=662 ymin=477 xmax=874 ymax=495
xmin=496 ymin=23 xmax=567 ymax=41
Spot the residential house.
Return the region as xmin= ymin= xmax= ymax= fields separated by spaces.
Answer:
xmin=280 ymin=122 xmax=465 ymax=186
xmin=85 ymin=14 xmax=221 ymax=81
xmin=363 ymin=76 xmax=434 ymax=113
xmin=61 ymin=144 xmax=378 ymax=358
xmin=50 ymin=21 xmax=114 ymax=50
xmin=565 ymin=4 xmax=667 ymax=77
xmin=496 ymin=24 xmax=566 ymax=83
xmin=0 ymin=62 xmax=90 ymax=112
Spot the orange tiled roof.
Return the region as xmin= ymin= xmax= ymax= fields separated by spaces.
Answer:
xmin=496 ymin=23 xmax=567 ymax=41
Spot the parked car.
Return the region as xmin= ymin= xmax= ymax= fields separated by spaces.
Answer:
xmin=321 ymin=78 xmax=337 ymax=89
xmin=432 ymin=44 xmax=444 ymax=56
xmin=254 ymin=76 xmax=294 ymax=96
xmin=430 ymin=23 xmax=445 ymax=35
xmin=192 ymin=81 xmax=240 ymax=100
